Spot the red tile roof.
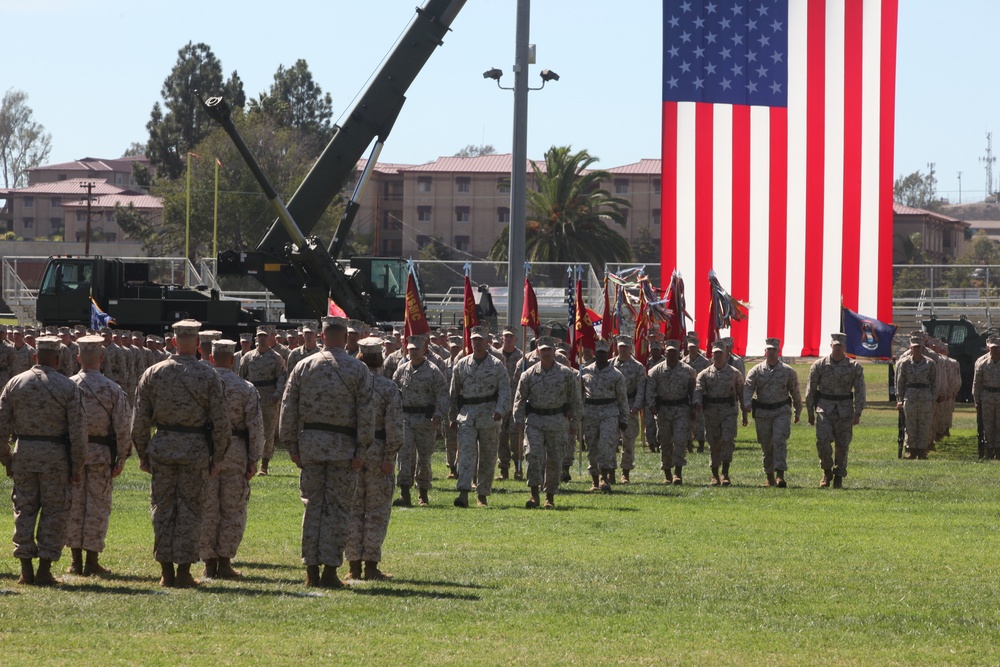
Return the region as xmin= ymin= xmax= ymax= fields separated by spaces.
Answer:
xmin=0 ymin=178 xmax=127 ymax=196
xmin=29 ymin=156 xmax=149 ymax=174
xmin=893 ymin=202 xmax=966 ymax=224
xmin=62 ymin=193 xmax=162 ymax=209
xmin=356 ymin=159 xmax=413 ymax=175
xmin=606 ymin=159 xmax=661 ymax=175
xmin=401 ymin=154 xmax=551 ymax=174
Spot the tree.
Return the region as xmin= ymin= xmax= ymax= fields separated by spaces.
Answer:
xmin=249 ymin=59 xmax=332 ymax=142
xmin=488 ymin=145 xmax=632 ymax=272
xmin=454 ymin=144 xmax=496 ymax=158
xmin=894 ymin=168 xmax=944 ymax=212
xmin=0 ymin=89 xmax=52 ymax=188
xmin=121 ymin=142 xmax=146 ymax=158
xmin=631 ymin=226 xmax=660 ymax=264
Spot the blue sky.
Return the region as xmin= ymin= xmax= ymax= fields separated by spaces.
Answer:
xmin=0 ymin=1 xmax=988 ymax=201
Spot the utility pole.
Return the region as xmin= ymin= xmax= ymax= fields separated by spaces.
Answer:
xmin=957 ymin=171 xmax=962 ymax=204
xmin=507 ymin=0 xmax=530 ymax=328
xmin=80 ymin=181 xmax=96 ymax=255
xmin=981 ymin=132 xmax=995 ymax=201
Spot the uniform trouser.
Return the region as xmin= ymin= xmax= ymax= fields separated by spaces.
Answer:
xmin=200 ymin=469 xmax=250 ymax=560
xmin=982 ymin=398 xmax=1000 ymax=449
xmin=65 ymin=461 xmax=113 ymax=553
xmin=457 ymin=414 xmax=500 ymax=496
xmin=644 ymin=409 xmax=658 ymax=447
xmin=933 ymin=398 xmax=955 ymax=440
xmin=445 ymin=422 xmax=459 ymax=469
xmin=344 ymin=464 xmax=395 ymax=563
xmin=12 ymin=464 xmax=70 ymax=561
xmin=691 ymin=411 xmax=706 ymax=443
xmin=620 ymin=412 xmax=639 ymax=471
xmin=584 ymin=415 xmax=619 ymax=474
xmin=149 ymin=456 xmax=209 ymax=564
xmin=815 ymin=412 xmax=853 ymax=477
xmin=397 ymin=416 xmax=437 ymax=490
xmin=904 ymin=397 xmax=934 ymax=452
xmin=299 ymin=460 xmax=356 ymax=567
xmin=754 ymin=409 xmax=791 ymax=474
xmin=497 ymin=414 xmax=524 ymax=469
xmin=524 ymin=417 xmax=569 ymax=495
xmin=563 ymin=431 xmax=576 ymax=469
xmin=260 ymin=399 xmax=278 ymax=460
xmin=704 ymin=405 xmax=738 ymax=469
xmin=656 ymin=406 xmax=690 ymax=470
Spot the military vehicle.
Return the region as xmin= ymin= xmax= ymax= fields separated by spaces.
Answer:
xmin=922 ymin=315 xmax=989 ymax=402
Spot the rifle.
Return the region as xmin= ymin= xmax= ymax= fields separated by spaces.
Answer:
xmin=897 ymin=407 xmax=905 ymax=459
xmin=977 ymin=407 xmax=986 ymax=461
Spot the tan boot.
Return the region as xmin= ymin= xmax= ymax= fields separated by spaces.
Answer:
xmin=495 ymin=466 xmax=509 ymax=481
xmin=710 ymin=467 xmax=720 ymax=486
xmin=174 ymin=563 xmax=199 ymax=588
xmin=477 ymin=494 xmax=488 ymax=507
xmin=159 ymin=561 xmax=175 ymax=588
xmin=18 ymin=558 xmax=34 ymax=586
xmin=763 ymin=472 xmax=776 ymax=487
xmin=620 ymin=469 xmax=631 ymax=484
xmin=203 ymin=558 xmax=219 ymax=579
xmin=305 ymin=565 xmax=321 ymax=587
xmin=525 ymin=486 xmax=540 ymax=509
xmin=259 ymin=458 xmax=269 ymax=476
xmin=417 ymin=488 xmax=430 ymax=507
xmin=590 ymin=473 xmax=601 ymax=492
xmin=775 ymin=470 xmax=787 ymax=488
xmin=364 ymin=561 xmax=392 ymax=581
xmin=83 ymin=550 xmax=111 ymax=577
xmin=833 ymin=474 xmax=844 ymax=489
xmin=599 ymin=470 xmax=612 ymax=493
xmin=320 ymin=565 xmax=344 ymax=589
xmin=820 ymin=469 xmax=833 ymax=488
xmin=216 ymin=557 xmax=242 ymax=579
xmin=543 ymin=493 xmax=555 ymax=509
xmin=33 ymin=559 xmax=57 ymax=587
xmin=721 ymin=462 xmax=732 ymax=486
xmin=345 ymin=560 xmax=363 ymax=581
xmin=66 ymin=548 xmax=83 ymax=575
xmin=672 ymin=466 xmax=683 ymax=485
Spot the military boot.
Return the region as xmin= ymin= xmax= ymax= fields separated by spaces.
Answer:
xmin=590 ymin=473 xmax=601 ymax=492
xmin=664 ymin=470 xmax=673 ymax=484
xmin=203 ymin=558 xmax=219 ymax=579
xmin=599 ymin=470 xmax=612 ymax=493
xmin=417 ymin=488 xmax=430 ymax=507
xmin=216 ymin=558 xmax=242 ymax=579
xmin=673 ymin=466 xmax=683 ymax=485
xmin=543 ymin=493 xmax=556 ymax=509
xmin=525 ymin=486 xmax=541 ymax=509
xmin=84 ymin=550 xmax=111 ymax=577
xmin=477 ymin=494 xmax=488 ymax=507
xmin=66 ymin=548 xmax=83 ymax=575
xmin=18 ymin=558 xmax=34 ymax=586
xmin=320 ymin=565 xmax=344 ymax=589
xmin=259 ymin=458 xmax=270 ymax=476
xmin=159 ymin=561 xmax=176 ymax=588
xmin=833 ymin=474 xmax=844 ymax=489
xmin=305 ymin=565 xmax=321 ymax=587
xmin=763 ymin=472 xmax=776 ymax=487
xmin=820 ymin=469 xmax=833 ymax=488
xmin=514 ymin=461 xmax=524 ymax=481
xmin=34 ymin=559 xmax=57 ymax=587
xmin=697 ymin=440 xmax=705 ymax=453
xmin=495 ymin=466 xmax=509 ymax=481
xmin=174 ymin=563 xmax=199 ymax=588
xmin=710 ymin=466 xmax=721 ymax=486
xmin=454 ymin=490 xmax=469 ymax=508
xmin=393 ymin=486 xmax=412 ymax=507
xmin=561 ymin=465 xmax=572 ymax=483
xmin=687 ymin=442 xmax=694 ymax=453
xmin=620 ymin=469 xmax=631 ymax=484
xmin=775 ymin=470 xmax=787 ymax=488
xmin=364 ymin=561 xmax=392 ymax=581
xmin=345 ymin=560 xmax=363 ymax=581
xmin=447 ymin=465 xmax=458 ymax=480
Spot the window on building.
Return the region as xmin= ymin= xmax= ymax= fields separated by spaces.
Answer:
xmin=653 ymin=180 xmax=661 ymax=195
xmin=652 ymin=208 xmax=661 ymax=226
xmin=105 ymin=211 xmax=115 ymax=223
xmin=943 ymin=230 xmax=952 ymax=248
xmin=115 ymin=174 xmax=124 ymax=186
xmin=23 ymin=197 xmax=34 ymax=208
xmin=22 ymin=217 xmax=34 ymax=228
xmin=417 ymin=177 xmax=432 ymax=193
xmin=497 ymin=207 xmax=510 ymax=224
xmin=497 ymin=177 xmax=510 ymax=194
xmin=382 ymin=238 xmax=402 ymax=255
xmin=455 ymin=206 xmax=470 ymax=223
xmin=57 ymin=174 xmax=67 ymax=181
xmin=456 ymin=177 xmax=471 ymax=193
xmin=51 ymin=197 xmax=61 ymax=207
xmin=416 ymin=235 xmax=432 ymax=249
xmin=614 ymin=179 xmax=629 ymax=195
xmin=50 ymin=218 xmax=63 ymax=233
xmin=76 ymin=211 xmax=86 ymax=222
xmin=382 ymin=211 xmax=402 ymax=230
xmin=417 ymin=206 xmax=432 ymax=223
xmin=454 ymin=235 xmax=470 ymax=252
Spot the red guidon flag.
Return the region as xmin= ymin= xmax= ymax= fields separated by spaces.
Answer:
xmin=403 ymin=267 xmax=430 ymax=339
xmin=570 ymin=278 xmax=596 ymax=366
xmin=661 ymin=0 xmax=898 ymax=356
xmin=462 ymin=274 xmax=477 ymax=353
xmin=520 ymin=276 xmax=540 ymax=334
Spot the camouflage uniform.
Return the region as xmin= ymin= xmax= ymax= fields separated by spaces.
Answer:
xmin=694 ymin=363 xmax=744 ymax=470
xmin=513 ymin=360 xmax=581 ymax=495
xmin=442 ymin=350 xmax=462 ymax=474
xmin=497 ymin=347 xmax=525 ymax=475
xmin=895 ymin=354 xmax=937 ymax=456
xmin=66 ymin=368 xmax=133 ymax=554
xmin=805 ymin=355 xmax=866 ymax=478
xmin=393 ymin=358 xmax=448 ymax=492
xmin=383 ymin=348 xmax=404 ymax=380
xmin=58 ymin=341 xmax=81 ymax=377
xmin=933 ymin=355 xmax=961 ymax=441
xmin=12 ymin=343 xmax=35 ymax=376
xmin=743 ymin=359 xmax=802 ymax=475
xmin=0 ymin=364 xmax=87 ymax=562
xmin=132 ymin=356 xmax=231 ymax=565
xmin=286 ymin=344 xmax=321 ymax=374
xmin=682 ymin=350 xmax=710 ymax=445
xmin=974 ymin=352 xmax=1000 ymax=454
xmin=449 ymin=351 xmax=511 ymax=498
xmin=612 ymin=354 xmax=647 ymax=473
xmin=100 ymin=340 xmax=128 ymax=390
xmin=0 ymin=337 xmax=13 ymax=388
xmin=580 ymin=361 xmax=629 ymax=476
xmin=345 ymin=373 xmax=403 ymax=563
xmin=646 ymin=360 xmax=696 ymax=472
xmin=238 ymin=345 xmax=287 ymax=462
xmin=280 ymin=348 xmax=373 ymax=568
xmin=200 ymin=366 xmax=264 ymax=562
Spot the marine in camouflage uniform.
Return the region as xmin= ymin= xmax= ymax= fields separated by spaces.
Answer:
xmin=612 ymin=336 xmax=647 ymax=482
xmin=513 ymin=337 xmax=582 ymax=509
xmin=201 ymin=339 xmax=265 ymax=580
xmin=580 ymin=340 xmax=629 ymax=492
xmin=682 ymin=335 xmax=711 ymax=452
xmin=933 ymin=348 xmax=962 ymax=441
xmin=280 ymin=317 xmax=373 ymax=588
xmin=66 ymin=336 xmax=133 ymax=577
xmin=895 ymin=336 xmax=938 ymax=460
xmin=392 ymin=336 xmax=448 ymax=507
xmin=449 ymin=326 xmax=511 ymax=507
xmin=694 ymin=342 xmax=744 ymax=486
xmin=57 ymin=327 xmax=80 ymax=377
xmin=345 ymin=337 xmax=404 ymax=581
xmin=0 ymin=324 xmax=14 ymax=387
xmin=973 ymin=336 xmax=1000 ymax=459
xmin=805 ymin=333 xmax=866 ymax=488
xmin=643 ymin=341 xmax=665 ymax=451
xmin=132 ymin=320 xmax=231 ymax=588
xmin=442 ymin=337 xmax=463 ymax=479
xmin=238 ymin=327 xmax=287 ymax=475
xmin=11 ymin=328 xmax=35 ymax=376
xmin=0 ymin=336 xmax=87 ymax=586
xmin=646 ymin=340 xmax=696 ymax=484
xmin=99 ymin=328 xmax=128 ymax=391
xmin=496 ymin=328 xmax=525 ymax=480
xmin=286 ymin=322 xmax=321 ymax=373
xmin=742 ymin=338 xmax=802 ymax=487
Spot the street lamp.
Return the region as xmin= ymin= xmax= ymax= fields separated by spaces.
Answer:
xmin=483 ymin=67 xmax=560 ymax=90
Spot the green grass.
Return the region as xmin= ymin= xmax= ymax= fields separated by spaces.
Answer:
xmin=1 ymin=361 xmax=999 ymax=665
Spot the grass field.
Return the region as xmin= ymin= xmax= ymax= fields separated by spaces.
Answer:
xmin=1 ymin=360 xmax=999 ymax=666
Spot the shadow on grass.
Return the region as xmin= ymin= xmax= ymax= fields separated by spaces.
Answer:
xmin=389 ymin=578 xmax=490 ymax=590
xmin=350 ymin=586 xmax=481 ymax=601
xmin=196 ymin=586 xmax=319 ymax=598
xmin=237 ymin=561 xmax=297 ymax=571
xmin=63 ymin=582 xmax=166 ymax=595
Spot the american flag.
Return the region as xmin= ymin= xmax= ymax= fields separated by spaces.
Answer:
xmin=661 ymin=0 xmax=898 ymax=356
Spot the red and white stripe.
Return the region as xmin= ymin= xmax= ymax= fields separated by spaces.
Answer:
xmin=661 ymin=0 xmax=898 ymax=357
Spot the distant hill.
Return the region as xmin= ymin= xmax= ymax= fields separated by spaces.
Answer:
xmin=941 ymin=201 xmax=1000 ymax=221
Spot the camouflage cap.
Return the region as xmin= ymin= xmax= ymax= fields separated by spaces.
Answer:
xmin=322 ymin=316 xmax=349 ymax=331
xmin=346 ymin=319 xmax=366 ymax=334
xmin=73 ymin=324 xmax=87 ymax=333
xmin=406 ymin=335 xmax=425 ymax=349
xmin=448 ymin=335 xmax=463 ymax=347
xmin=172 ymin=319 xmax=202 ymax=336
xmin=57 ymin=326 xmax=71 ymax=336
xmin=199 ymin=330 xmax=223 ymax=344
xmin=502 ymin=327 xmax=517 ymax=337
xmin=988 ymin=336 xmax=1000 ymax=348
xmin=256 ymin=325 xmax=270 ymax=336
xmin=764 ymin=337 xmax=781 ymax=350
xmin=650 ymin=339 xmax=664 ymax=350
xmin=470 ymin=325 xmax=489 ymax=339
xmin=830 ymin=333 xmax=847 ymax=346
xmin=358 ymin=336 xmax=384 ymax=355
xmin=212 ymin=339 xmax=237 ymax=355
xmin=535 ymin=336 xmax=558 ymax=350
xmin=594 ymin=339 xmax=611 ymax=353
xmin=616 ymin=335 xmax=633 ymax=347
xmin=909 ymin=335 xmax=924 ymax=347
xmin=685 ymin=335 xmax=700 ymax=347
xmin=711 ymin=341 xmax=727 ymax=353
xmin=35 ymin=336 xmax=62 ymax=352
xmin=76 ymin=334 xmax=105 ymax=352
xmin=665 ymin=339 xmax=681 ymax=351
xmin=300 ymin=321 xmax=318 ymax=333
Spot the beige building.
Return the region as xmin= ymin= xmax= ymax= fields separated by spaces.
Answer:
xmin=892 ymin=202 xmax=969 ymax=263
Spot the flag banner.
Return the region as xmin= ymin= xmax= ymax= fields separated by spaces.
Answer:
xmin=403 ymin=265 xmax=430 ymax=339
xmin=521 ymin=276 xmax=540 ymax=333
xmin=662 ymin=0 xmax=898 ymax=356
xmin=842 ymin=306 xmax=896 ymax=359
xmin=90 ymin=297 xmax=114 ymax=330
xmin=570 ymin=278 xmax=596 ymax=366
xmin=327 ymin=298 xmax=347 ymax=318
xmin=463 ymin=274 xmax=477 ymax=353
xmin=663 ymin=270 xmax=688 ymax=341
xmin=601 ymin=274 xmax=614 ymax=340
xmin=634 ymin=281 xmax=650 ymax=366
xmin=706 ymin=270 xmax=749 ymax=353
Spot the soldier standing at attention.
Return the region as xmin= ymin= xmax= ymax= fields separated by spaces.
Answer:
xmin=646 ymin=340 xmax=696 ymax=485
xmin=513 ymin=336 xmax=581 ymax=509
xmin=287 ymin=322 xmax=321 ymax=373
xmin=99 ymin=327 xmax=128 ymax=391
xmin=233 ymin=334 xmax=253 ymax=374
xmin=895 ymin=335 xmax=938 ymax=460
xmin=805 ymin=333 xmax=866 ymax=488
xmin=239 ymin=326 xmax=287 ymax=476
xmin=644 ymin=339 xmax=665 ymax=451
xmin=0 ymin=324 xmax=14 ymax=388
xmin=683 ymin=334 xmax=711 ymax=453
xmin=345 ymin=337 xmax=403 ymax=581
xmin=449 ymin=326 xmax=511 ymax=508
xmin=11 ymin=327 xmax=35 ymax=376
xmin=580 ymin=339 xmax=629 ymax=493
xmin=443 ymin=335 xmax=463 ymax=480
xmin=694 ymin=341 xmax=744 ymax=486
xmin=132 ymin=320 xmax=231 ymax=588
xmin=974 ymin=336 xmax=1000 ymax=459
xmin=612 ymin=335 xmax=646 ymax=483
xmin=57 ymin=327 xmax=80 ymax=377
xmin=0 ymin=336 xmax=87 ymax=586
xmin=66 ymin=335 xmax=133 ymax=577
xmin=742 ymin=338 xmax=802 ymax=487
xmin=201 ymin=339 xmax=264 ymax=580
xmin=279 ymin=317 xmax=373 ymax=588
xmin=496 ymin=327 xmax=524 ymax=481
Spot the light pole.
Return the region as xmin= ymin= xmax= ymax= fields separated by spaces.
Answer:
xmin=483 ymin=0 xmax=559 ymax=327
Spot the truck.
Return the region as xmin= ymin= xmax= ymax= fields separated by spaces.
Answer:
xmin=921 ymin=315 xmax=993 ymax=402
xmin=34 ymin=0 xmax=466 ymax=335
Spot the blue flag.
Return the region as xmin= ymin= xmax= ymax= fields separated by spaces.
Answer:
xmin=90 ymin=297 xmax=114 ymax=331
xmin=842 ymin=307 xmax=895 ymax=359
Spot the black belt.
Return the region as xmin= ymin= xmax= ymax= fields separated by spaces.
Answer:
xmin=374 ymin=429 xmax=387 ymax=440
xmin=755 ymin=398 xmax=792 ymax=410
xmin=907 ymin=383 xmax=930 ymax=389
xmin=627 ymin=390 xmax=637 ymax=400
xmin=460 ymin=392 xmax=498 ymax=406
xmin=816 ymin=392 xmax=853 ymax=401
xmin=656 ymin=396 xmax=689 ymax=408
xmin=232 ymin=429 xmax=249 ymax=440
xmin=984 ymin=387 xmax=1000 ymax=393
xmin=251 ymin=379 xmax=277 ymax=388
xmin=17 ymin=434 xmax=70 ymax=446
xmin=303 ymin=422 xmax=357 ymax=438
xmin=155 ymin=423 xmax=209 ymax=435
xmin=585 ymin=397 xmax=617 ymax=406
xmin=402 ymin=405 xmax=435 ymax=416
xmin=526 ymin=404 xmax=567 ymax=416
xmin=89 ymin=435 xmax=113 ymax=446
xmin=703 ymin=396 xmax=735 ymax=405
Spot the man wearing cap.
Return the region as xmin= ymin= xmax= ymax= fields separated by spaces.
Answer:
xmin=448 ymin=325 xmax=511 ymax=508
xmin=805 ymin=333 xmax=867 ymax=488
xmin=392 ymin=334 xmax=448 ymax=507
xmin=66 ymin=335 xmax=133 ymax=577
xmin=383 ymin=337 xmax=405 ymax=381
xmin=132 ymin=319 xmax=231 ymax=588
xmin=57 ymin=327 xmax=80 ymax=377
xmin=280 ymin=316 xmax=373 ymax=588
xmin=647 ymin=339 xmax=697 ymax=484
xmin=287 ymin=323 xmax=321 ymax=373
xmin=743 ymin=338 xmax=802 ymax=487
xmin=612 ymin=335 xmax=647 ymax=483
xmin=895 ymin=336 xmax=938 ymax=460
xmin=233 ymin=334 xmax=253 ymax=373
xmin=682 ymin=335 xmax=711 ymax=453
xmin=11 ymin=327 xmax=35 ymax=376
xmin=0 ymin=325 xmax=13 ymax=388
xmin=0 ymin=336 xmax=87 ymax=586
xmin=99 ymin=328 xmax=128 ymax=390
xmin=694 ymin=342 xmax=745 ymax=486
xmin=581 ymin=339 xmax=631 ymax=493
xmin=496 ymin=327 xmax=524 ymax=481
xmin=345 ymin=320 xmax=366 ymax=356
xmin=202 ymin=339 xmax=264 ymax=579
xmin=720 ymin=337 xmax=746 ymax=378
xmin=198 ymin=330 xmax=222 ymax=365
xmin=239 ymin=326 xmax=287 ymax=476
xmin=270 ymin=329 xmax=291 ymax=362
xmin=974 ymin=336 xmax=1000 ymax=459
xmin=442 ymin=335 xmax=463 ymax=479
xmin=643 ymin=339 xmax=665 ymax=451
xmin=116 ymin=330 xmax=139 ymax=401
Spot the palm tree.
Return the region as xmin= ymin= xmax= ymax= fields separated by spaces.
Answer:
xmin=489 ymin=146 xmax=632 ymax=272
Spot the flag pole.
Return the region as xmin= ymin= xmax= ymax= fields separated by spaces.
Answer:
xmin=185 ymin=151 xmax=191 ymax=270
xmin=213 ymin=158 xmax=220 ymax=261
xmin=522 ymin=262 xmax=531 ymax=373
